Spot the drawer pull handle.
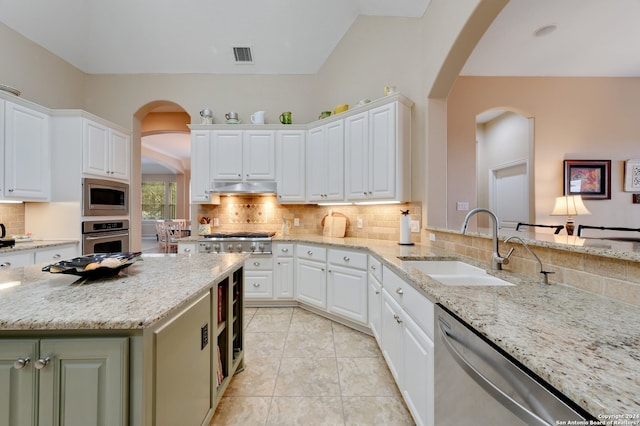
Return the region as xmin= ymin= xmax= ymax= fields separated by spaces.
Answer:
xmin=184 ymin=248 xmax=191 ymax=253
xmin=371 ymin=265 xmax=376 ymax=270
xmin=13 ymin=357 xmax=30 ymax=369
xmin=253 ymin=261 xmax=260 ymax=266
xmin=307 ymin=250 xmax=313 ymax=255
xmin=53 ymin=254 xmax=62 ymax=259
xmin=343 ymin=256 xmax=350 ymax=261
xmin=35 ymin=357 xmax=51 ymax=370
xmin=375 ymin=290 xmax=380 ymax=295
xmin=393 ymin=314 xmax=403 ymax=324
xmin=396 ymin=288 xmax=404 ymax=295
xmin=0 ymin=262 xmax=11 ymax=268
xmin=253 ymin=283 xmax=260 ymax=287
xmin=281 ymin=248 xmax=289 ymax=253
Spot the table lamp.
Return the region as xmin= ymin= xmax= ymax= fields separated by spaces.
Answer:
xmin=550 ymin=195 xmax=591 ymax=235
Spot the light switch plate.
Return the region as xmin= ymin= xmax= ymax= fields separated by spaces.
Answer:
xmin=457 ymin=202 xmax=469 ymax=211
xmin=293 ymin=218 xmax=300 ymax=226
xmin=357 ymin=218 xmax=363 ymax=228
xmin=411 ymin=220 xmax=420 ymax=232
xmin=213 ymin=218 xmax=219 ymax=227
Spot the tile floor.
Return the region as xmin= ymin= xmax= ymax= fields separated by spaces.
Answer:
xmin=210 ymin=307 xmax=415 ymax=425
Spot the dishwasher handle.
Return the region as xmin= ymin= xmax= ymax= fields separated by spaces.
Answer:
xmin=438 ymin=320 xmax=551 ymax=426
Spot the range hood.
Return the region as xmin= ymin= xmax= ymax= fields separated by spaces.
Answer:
xmin=209 ymin=181 xmax=277 ymax=195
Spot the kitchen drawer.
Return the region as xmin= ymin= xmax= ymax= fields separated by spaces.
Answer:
xmin=383 ymin=266 xmax=434 ymax=338
xmin=244 ymin=257 xmax=273 ymax=271
xmin=0 ymin=251 xmax=32 ymax=269
xmin=273 ymin=243 xmax=294 ymax=257
xmin=328 ymin=249 xmax=367 ymax=270
xmin=244 ymin=270 xmax=274 ymax=298
xmin=35 ymin=245 xmax=78 ymax=264
xmin=368 ymin=255 xmax=383 ymax=282
xmin=296 ymin=244 xmax=326 ymax=262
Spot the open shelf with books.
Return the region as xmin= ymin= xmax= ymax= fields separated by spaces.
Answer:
xmin=212 ymin=267 xmax=244 ymax=407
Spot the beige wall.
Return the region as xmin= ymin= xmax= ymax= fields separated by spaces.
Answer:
xmin=447 ymin=76 xmax=640 ymax=231
xmin=2 ymin=1 xmax=506 ymax=249
xmin=0 ymin=23 xmax=85 ymax=109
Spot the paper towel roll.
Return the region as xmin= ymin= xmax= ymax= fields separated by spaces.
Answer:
xmin=400 ymin=216 xmax=411 ymax=245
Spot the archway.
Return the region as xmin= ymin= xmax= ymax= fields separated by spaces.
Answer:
xmin=132 ymin=100 xmax=192 ymax=251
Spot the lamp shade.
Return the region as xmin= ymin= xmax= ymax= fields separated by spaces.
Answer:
xmin=550 ymin=195 xmax=591 ymax=216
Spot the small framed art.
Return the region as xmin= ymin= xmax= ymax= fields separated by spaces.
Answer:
xmin=563 ymin=159 xmax=611 ymax=200
xmin=624 ymin=159 xmax=640 ymax=192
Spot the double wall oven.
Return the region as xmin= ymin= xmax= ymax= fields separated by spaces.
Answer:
xmin=82 ymin=178 xmax=130 ymax=254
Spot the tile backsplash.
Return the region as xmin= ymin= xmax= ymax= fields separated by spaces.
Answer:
xmin=428 ymin=229 xmax=640 ymax=307
xmin=197 ymin=196 xmax=422 ymax=242
xmin=0 ymin=203 xmax=25 ymax=236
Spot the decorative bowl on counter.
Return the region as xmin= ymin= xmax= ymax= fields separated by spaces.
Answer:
xmin=42 ymin=252 xmax=142 ymax=279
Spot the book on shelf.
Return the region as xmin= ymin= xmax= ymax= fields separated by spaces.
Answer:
xmin=216 ymin=345 xmax=224 ymax=386
xmin=218 ymin=285 xmax=223 ymax=323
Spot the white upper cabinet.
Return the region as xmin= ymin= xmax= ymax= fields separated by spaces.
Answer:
xmin=1 ymin=100 xmax=50 ymax=201
xmin=83 ymin=118 xmax=130 ymax=181
xmin=276 ymin=130 xmax=305 ymax=203
xmin=243 ymin=130 xmax=276 ymax=180
xmin=211 ymin=130 xmax=275 ymax=181
xmin=345 ymin=101 xmax=411 ymax=202
xmin=190 ymin=130 xmax=213 ymax=203
xmin=306 ymin=120 xmax=344 ymax=202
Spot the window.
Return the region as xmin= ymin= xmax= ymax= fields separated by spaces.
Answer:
xmin=142 ymin=181 xmax=177 ymax=220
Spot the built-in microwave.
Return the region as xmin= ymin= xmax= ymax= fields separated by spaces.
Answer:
xmin=82 ymin=178 xmax=129 ymax=216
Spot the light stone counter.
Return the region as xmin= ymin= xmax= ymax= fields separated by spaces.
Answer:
xmin=0 ymin=239 xmax=78 ymax=254
xmin=275 ymin=235 xmax=640 ymax=420
xmin=0 ymin=253 xmax=247 ymax=331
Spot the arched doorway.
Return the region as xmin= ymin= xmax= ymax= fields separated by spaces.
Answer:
xmin=133 ymin=101 xmax=191 ymax=251
xmin=476 ymin=108 xmax=534 ymax=229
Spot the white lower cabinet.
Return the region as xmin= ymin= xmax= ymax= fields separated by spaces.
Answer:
xmin=327 ymin=249 xmax=368 ymax=325
xmin=273 ymin=243 xmax=295 ymax=299
xmin=0 ymin=337 xmax=128 ymax=426
xmin=380 ymin=267 xmax=434 ymax=426
xmin=295 ymin=244 xmax=327 ymax=309
xmin=244 ymin=257 xmax=274 ymax=299
xmin=367 ymin=256 xmax=383 ymax=342
xmin=0 ymin=243 xmax=79 ymax=270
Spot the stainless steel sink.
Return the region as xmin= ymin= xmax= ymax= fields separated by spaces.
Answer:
xmin=401 ymin=260 xmax=515 ymax=287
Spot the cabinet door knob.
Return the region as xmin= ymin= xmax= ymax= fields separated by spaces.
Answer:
xmin=371 ymin=265 xmax=376 ymax=270
xmin=307 ymin=250 xmax=313 ymax=255
xmin=343 ymin=256 xmax=350 ymax=262
xmin=394 ymin=314 xmax=403 ymax=324
xmin=0 ymin=262 xmax=11 ymax=268
xmin=8 ymin=189 xmax=14 ymax=192
xmin=396 ymin=288 xmax=404 ymax=295
xmin=13 ymin=357 xmax=30 ymax=369
xmin=184 ymin=248 xmax=191 ymax=253
xmin=252 ymin=283 xmax=260 ymax=287
xmin=375 ymin=290 xmax=380 ymax=295
xmin=53 ymin=254 xmax=62 ymax=259
xmin=35 ymin=357 xmax=51 ymax=370
xmin=253 ymin=261 xmax=260 ymax=266
xmin=281 ymin=248 xmax=289 ymax=253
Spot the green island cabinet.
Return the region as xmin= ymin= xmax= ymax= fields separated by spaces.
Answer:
xmin=0 ymin=265 xmax=244 ymax=426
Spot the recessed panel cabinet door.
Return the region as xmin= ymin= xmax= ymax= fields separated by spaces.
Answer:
xmin=212 ymin=131 xmax=243 ymax=180
xmin=82 ymin=119 xmax=110 ymax=177
xmin=37 ymin=338 xmax=129 ymax=426
xmin=109 ymin=129 xmax=130 ymax=180
xmin=296 ymin=259 xmax=327 ymax=309
xmin=0 ymin=340 xmax=38 ymax=426
xmin=4 ymin=101 xmax=50 ymax=200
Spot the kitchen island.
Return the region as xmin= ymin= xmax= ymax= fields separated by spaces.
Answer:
xmin=0 ymin=253 xmax=247 ymax=426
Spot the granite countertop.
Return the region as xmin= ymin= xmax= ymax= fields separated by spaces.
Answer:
xmin=2 ymin=234 xmax=638 ymax=418
xmin=0 ymin=253 xmax=247 ymax=330
xmin=0 ymin=239 xmax=79 ymax=254
xmin=274 ymin=235 xmax=640 ymax=420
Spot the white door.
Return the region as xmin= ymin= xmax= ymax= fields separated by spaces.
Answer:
xmin=490 ymin=161 xmax=529 ymax=229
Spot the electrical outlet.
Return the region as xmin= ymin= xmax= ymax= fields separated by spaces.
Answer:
xmin=410 ymin=220 xmax=420 ymax=232
xmin=457 ymin=202 xmax=469 ymax=211
xmin=429 ymin=233 xmax=436 ymax=241
xmin=293 ymin=218 xmax=300 ymax=226
xmin=213 ymin=218 xmax=219 ymax=227
xmin=357 ymin=218 xmax=363 ymax=228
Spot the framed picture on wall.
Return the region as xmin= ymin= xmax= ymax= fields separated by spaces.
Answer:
xmin=563 ymin=159 xmax=611 ymax=200
xmin=624 ymin=159 xmax=640 ymax=192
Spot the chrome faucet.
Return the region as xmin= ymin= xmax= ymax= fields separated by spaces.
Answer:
xmin=503 ymin=235 xmax=554 ymax=284
xmin=461 ymin=208 xmax=512 ymax=270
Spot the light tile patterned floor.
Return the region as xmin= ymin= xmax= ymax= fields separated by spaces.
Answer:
xmin=211 ymin=307 xmax=415 ymax=425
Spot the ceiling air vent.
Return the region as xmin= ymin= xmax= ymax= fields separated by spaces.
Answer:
xmin=233 ymin=47 xmax=253 ymax=64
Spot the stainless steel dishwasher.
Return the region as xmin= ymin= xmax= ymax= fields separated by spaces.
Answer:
xmin=435 ymin=304 xmax=593 ymax=425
